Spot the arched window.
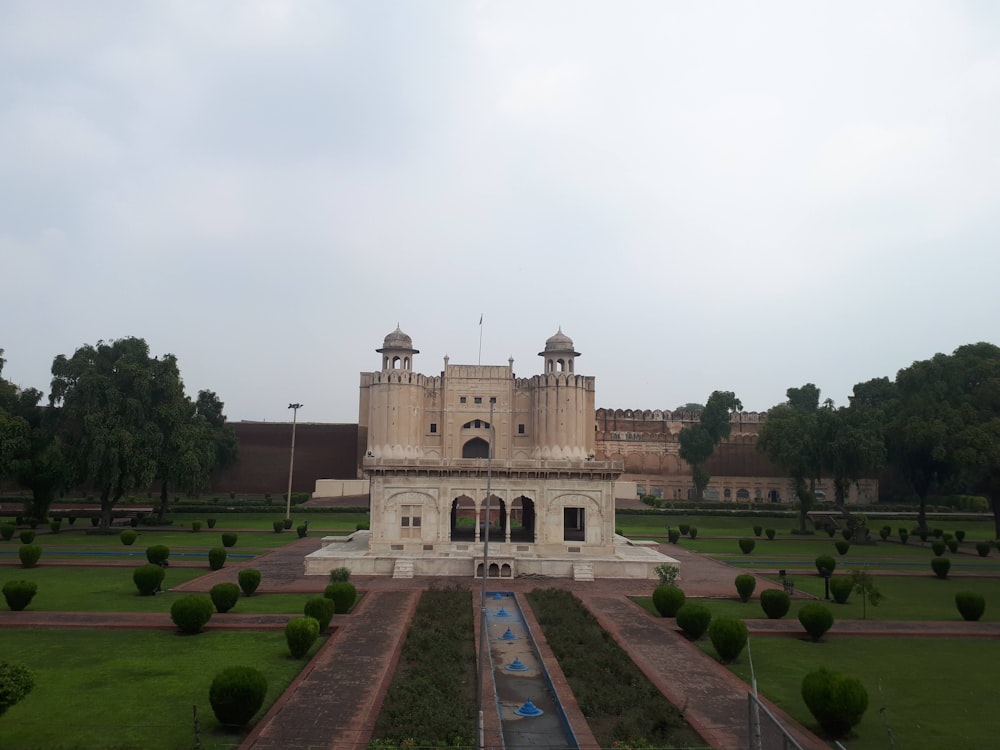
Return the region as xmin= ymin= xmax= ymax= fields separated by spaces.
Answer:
xmin=462 ymin=438 xmax=490 ymax=458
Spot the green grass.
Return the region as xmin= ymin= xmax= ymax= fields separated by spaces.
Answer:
xmin=0 ymin=628 xmax=322 ymax=750
xmin=0 ymin=566 xmax=318 ymax=613
xmin=699 ymin=636 xmax=1000 ymax=750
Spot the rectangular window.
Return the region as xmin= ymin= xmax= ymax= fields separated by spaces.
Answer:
xmin=460 ymin=396 xmax=467 ymax=404
xmin=474 ymin=396 xmax=482 ymax=404
xmin=401 ymin=505 xmax=421 ymax=538
xmin=517 ymin=423 xmax=525 ymax=434
xmin=429 ymin=423 xmax=437 ymax=433
xmin=489 ymin=396 xmax=496 ymax=404
xmin=563 ymin=507 xmax=585 ymax=542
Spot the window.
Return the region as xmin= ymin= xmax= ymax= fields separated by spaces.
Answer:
xmin=517 ymin=424 xmax=525 ymax=434
xmin=401 ymin=505 xmax=421 ymax=537
xmin=460 ymin=396 xmax=467 ymax=404
xmin=474 ymin=396 xmax=482 ymax=404
xmin=429 ymin=423 xmax=437 ymax=434
xmin=489 ymin=396 xmax=496 ymax=404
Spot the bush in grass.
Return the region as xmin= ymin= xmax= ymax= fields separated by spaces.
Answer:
xmin=2 ymin=581 xmax=38 ymax=611
xmin=0 ymin=523 xmax=13 ymax=541
xmin=0 ymin=662 xmax=35 ymax=716
xmin=133 ymin=563 xmax=166 ymax=595
xmin=735 ymin=574 xmax=756 ymax=603
xmin=760 ymin=589 xmax=791 ymax=619
xmin=146 ymin=545 xmax=170 ymax=565
xmin=238 ymin=568 xmax=261 ymax=596
xmin=210 ymin=583 xmax=241 ymax=613
xmin=675 ymin=603 xmax=712 ymax=640
xmin=678 ymin=523 xmax=690 ymax=535
xmin=221 ymin=532 xmax=238 ymax=548
xmin=943 ymin=532 xmax=953 ymax=542
xmin=667 ymin=529 xmax=681 ymax=544
xmin=272 ymin=521 xmax=284 ymax=533
xmin=815 ymin=555 xmax=836 ymax=576
xmin=283 ymin=518 xmax=293 ymax=529
xmin=932 ymin=528 xmax=943 ymax=539
xmin=688 ymin=526 xmax=698 ymax=539
xmin=898 ymin=528 xmax=909 ymax=545
xmin=829 ymin=576 xmax=853 ymax=604
xmin=355 ymin=521 xmax=369 ymax=531
xmin=708 ymin=617 xmax=748 ymax=664
xmin=801 ymin=668 xmax=868 ymax=739
xmin=931 ymin=541 xmax=946 ymax=556
xmin=841 ymin=528 xmax=852 ymax=541
xmin=209 ymin=666 xmax=268 ymax=727
xmin=328 ymin=567 xmax=352 ymax=583
xmin=652 ymin=585 xmax=686 ymax=617
xmin=753 ymin=525 xmax=763 ymax=537
xmin=170 ymin=595 xmax=213 ymax=634
xmin=955 ymin=591 xmax=986 ymax=622
xmin=324 ymin=582 xmax=357 ymax=613
xmin=48 ymin=519 xmax=61 ymax=534
xmin=825 ymin=525 xmax=837 ymax=538
xmin=191 ymin=521 xmax=202 ymax=533
xmin=879 ymin=526 xmax=891 ymax=541
xmin=18 ymin=544 xmax=41 ymax=568
xmin=835 ymin=540 xmax=850 ymax=555
xmin=976 ymin=541 xmax=991 ymax=557
xmin=120 ymin=529 xmax=137 ymax=546
xmin=297 ymin=524 xmax=308 ymax=538
xmin=19 ymin=531 xmax=34 ymax=545
xmin=946 ymin=539 xmax=959 ymax=553
xmin=285 ymin=616 xmax=320 ymax=658
xmin=207 ymin=518 xmax=217 ymax=529
xmin=208 ymin=546 xmax=227 ymax=571
xmin=917 ymin=528 xmax=929 ymax=542
xmin=798 ymin=603 xmax=834 ymax=641
xmin=956 ymin=530 xmax=966 ymax=543
xmin=931 ymin=557 xmax=951 ymax=579
xmin=765 ymin=528 xmax=775 ymax=540
xmin=304 ymin=596 xmax=335 ymax=632
xmin=738 ymin=538 xmax=755 ymax=554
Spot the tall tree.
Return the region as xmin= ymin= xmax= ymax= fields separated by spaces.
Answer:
xmin=678 ymin=390 xmax=742 ymax=500
xmin=817 ymin=402 xmax=886 ymax=512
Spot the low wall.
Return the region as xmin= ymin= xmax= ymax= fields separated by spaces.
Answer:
xmin=313 ymin=479 xmax=370 ymax=498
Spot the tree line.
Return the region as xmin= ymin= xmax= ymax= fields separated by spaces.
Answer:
xmin=679 ymin=342 xmax=1000 ymax=537
xmin=0 ymin=338 xmax=237 ymax=528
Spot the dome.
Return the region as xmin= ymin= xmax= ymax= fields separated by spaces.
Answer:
xmin=539 ymin=327 xmax=578 ymax=355
xmin=378 ymin=325 xmax=416 ymax=353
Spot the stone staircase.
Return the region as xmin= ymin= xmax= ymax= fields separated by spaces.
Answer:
xmin=572 ymin=562 xmax=594 ymax=581
xmin=392 ymin=559 xmax=415 ymax=579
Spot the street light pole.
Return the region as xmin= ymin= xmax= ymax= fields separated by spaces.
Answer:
xmin=285 ymin=403 xmax=303 ymax=521
xmin=478 ymin=401 xmax=495 ymax=750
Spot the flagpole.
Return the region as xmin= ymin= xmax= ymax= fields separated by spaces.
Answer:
xmin=478 ymin=313 xmax=483 ymax=365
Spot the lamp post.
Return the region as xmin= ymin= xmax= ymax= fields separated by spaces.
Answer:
xmin=477 ymin=401 xmax=495 ymax=750
xmin=285 ymin=403 xmax=303 ymax=521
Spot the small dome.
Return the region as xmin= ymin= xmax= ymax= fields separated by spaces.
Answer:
xmin=381 ymin=326 xmax=413 ymax=350
xmin=542 ymin=328 xmax=574 ymax=352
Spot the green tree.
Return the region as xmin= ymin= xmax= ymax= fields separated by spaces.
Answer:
xmin=678 ymin=390 xmax=742 ymax=500
xmin=817 ymin=402 xmax=886 ymax=513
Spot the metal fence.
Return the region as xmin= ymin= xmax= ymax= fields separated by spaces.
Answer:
xmin=748 ymin=691 xmax=806 ymax=750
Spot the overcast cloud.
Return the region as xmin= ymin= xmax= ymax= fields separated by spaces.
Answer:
xmin=2 ymin=1 xmax=998 ymax=423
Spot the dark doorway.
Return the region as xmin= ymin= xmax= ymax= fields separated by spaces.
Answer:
xmin=450 ymin=495 xmax=476 ymax=542
xmin=563 ymin=507 xmax=585 ymax=542
xmin=509 ymin=496 xmax=536 ymax=543
xmin=462 ymin=438 xmax=490 ymax=458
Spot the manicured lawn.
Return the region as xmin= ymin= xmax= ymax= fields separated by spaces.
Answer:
xmin=0 ymin=628 xmax=322 ymax=750
xmin=698 ymin=636 xmax=1000 ymax=750
xmin=0 ymin=566 xmax=317 ymax=613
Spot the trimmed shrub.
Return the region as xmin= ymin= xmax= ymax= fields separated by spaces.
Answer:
xmin=678 ymin=523 xmax=690 ymax=535
xmin=760 ymin=589 xmax=791 ymax=620
xmin=943 ymin=532 xmax=953 ymax=542
xmin=146 ymin=545 xmax=170 ymax=565
xmin=208 ymin=547 xmax=227 ymax=571
xmin=272 ymin=521 xmax=284 ymax=533
xmin=2 ymin=581 xmax=38 ymax=611
xmin=355 ymin=521 xmax=369 ymax=531
xmin=834 ymin=541 xmax=850 ymax=555
xmin=133 ymin=564 xmax=166 ymax=595
xmin=955 ymin=530 xmax=966 ymax=543
xmin=238 ymin=568 xmax=261 ymax=596
xmin=652 ymin=585 xmax=686 ymax=617
xmin=191 ymin=521 xmax=202 ymax=533
xmin=676 ymin=603 xmax=712 ymax=640
xmin=18 ymin=544 xmax=41 ymax=568
xmin=879 ymin=526 xmax=891 ymax=541
xmin=667 ymin=529 xmax=681 ymax=544
xmin=815 ymin=555 xmax=836 ymax=576
xmin=735 ymin=574 xmax=756 ymax=603
xmin=946 ymin=539 xmax=959 ymax=553
xmin=841 ymin=528 xmax=852 ymax=541
xmin=688 ymin=526 xmax=698 ymax=539
xmin=48 ymin=520 xmax=61 ymax=534
xmin=765 ymin=528 xmax=775 ymax=540
xmin=170 ymin=595 xmax=214 ymax=634
xmin=210 ymin=583 xmax=241 ymax=613
xmin=324 ymin=582 xmax=357 ymax=614
xmin=221 ymin=533 xmax=238 ymax=548
xmin=825 ymin=525 xmax=836 ymax=538
xmin=304 ymin=596 xmax=335 ymax=632
xmin=898 ymin=529 xmax=909 ymax=545
xmin=19 ymin=531 xmax=35 ymax=545
xmin=209 ymin=666 xmax=268 ymax=726
xmin=285 ymin=616 xmax=320 ymax=658
xmin=798 ymin=603 xmax=834 ymax=641
xmin=283 ymin=518 xmax=293 ymax=529
xmin=955 ymin=591 xmax=986 ymax=622
xmin=932 ymin=528 xmax=943 ymax=539
xmin=931 ymin=557 xmax=951 ymax=579
xmin=0 ymin=661 xmax=35 ymax=716
xmin=207 ymin=518 xmax=217 ymax=529
xmin=297 ymin=524 xmax=308 ymax=538
xmin=328 ymin=567 xmax=352 ymax=583
xmin=917 ymin=528 xmax=929 ymax=542
xmin=0 ymin=523 xmax=14 ymax=541
xmin=708 ymin=617 xmax=748 ymax=663
xmin=753 ymin=525 xmax=763 ymax=537
xmin=976 ymin=541 xmax=991 ymax=557
xmin=829 ymin=576 xmax=853 ymax=604
xmin=738 ymin=538 xmax=755 ymax=554
xmin=931 ymin=541 xmax=946 ymax=556
xmin=801 ymin=668 xmax=868 ymax=739
xmin=120 ymin=529 xmax=137 ymax=546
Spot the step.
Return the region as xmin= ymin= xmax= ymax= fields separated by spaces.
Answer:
xmin=572 ymin=562 xmax=594 ymax=582
xmin=392 ymin=559 xmax=415 ymax=579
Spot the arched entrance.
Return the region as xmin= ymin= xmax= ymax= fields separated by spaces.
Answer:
xmin=479 ymin=495 xmax=505 ymax=541
xmin=449 ymin=495 xmax=477 ymax=542
xmin=509 ymin=495 xmax=536 ymax=543
xmin=462 ymin=438 xmax=490 ymax=458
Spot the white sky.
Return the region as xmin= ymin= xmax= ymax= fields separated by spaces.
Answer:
xmin=2 ymin=1 xmax=998 ymax=423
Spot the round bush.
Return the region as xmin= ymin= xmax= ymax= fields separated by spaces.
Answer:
xmin=0 ymin=661 xmax=35 ymax=716
xmin=652 ymin=585 xmax=686 ymax=617
xmin=285 ymin=616 xmax=321 ymax=658
xmin=296 ymin=524 xmax=308 ymax=539
xmin=221 ymin=533 xmax=238 ymax=548
xmin=801 ymin=668 xmax=868 ymax=739
xmin=323 ymin=582 xmax=358 ymax=614
xmin=841 ymin=528 xmax=852 ymax=541
xmin=931 ymin=541 xmax=946 ymax=556
xmin=667 ymin=529 xmax=681 ymax=544
xmin=19 ymin=531 xmax=35 ymax=545
xmin=355 ymin=522 xmax=369 ymax=531
xmin=209 ymin=666 xmax=268 ymax=727
xmin=815 ymin=555 xmax=836 ymax=576
xmin=238 ymin=568 xmax=261 ymax=596
xmin=765 ymin=528 xmax=776 ymax=540
xmin=753 ymin=525 xmax=763 ymax=537
xmin=146 ymin=545 xmax=170 ymax=565
xmin=328 ymin=567 xmax=352 ymax=583
xmin=170 ymin=595 xmax=214 ymax=634
xmin=708 ymin=617 xmax=748 ymax=664
xmin=0 ymin=523 xmax=14 ymax=541
xmin=120 ymin=529 xmax=137 ymax=546
xmin=18 ymin=544 xmax=41 ymax=568
xmin=946 ymin=539 xmax=959 ymax=553
xmin=210 ymin=583 xmax=241 ymax=613
xmin=207 ymin=518 xmax=217 ymax=529
xmin=2 ymin=581 xmax=38 ymax=611
xmin=208 ymin=547 xmax=227 ymax=571
xmin=829 ymin=575 xmax=853 ymax=604
xmin=825 ymin=525 xmax=836 ymax=538
xmin=932 ymin=528 xmax=943 ymax=539
xmin=304 ymin=596 xmax=335 ymax=632
xmin=272 ymin=521 xmax=284 ymax=533
xmin=931 ymin=556 xmax=951 ymax=579
xmin=678 ymin=523 xmax=690 ymax=535
xmin=898 ymin=529 xmax=909 ymax=545
xmin=675 ymin=603 xmax=712 ymax=640
xmin=48 ymin=520 xmax=61 ymax=534
xmin=738 ymin=538 xmax=755 ymax=554
xmin=688 ymin=526 xmax=698 ymax=539
xmin=191 ymin=521 xmax=202 ymax=533
xmin=735 ymin=574 xmax=756 ymax=603
xmin=879 ymin=526 xmax=891 ymax=541
xmin=976 ymin=541 xmax=991 ymax=557
xmin=834 ymin=540 xmax=850 ymax=556
xmin=133 ymin=564 xmax=166 ymax=595
xmin=955 ymin=530 xmax=966 ymax=543
xmin=798 ymin=603 xmax=834 ymax=641
xmin=760 ymin=589 xmax=791 ymax=620
xmin=955 ymin=591 xmax=986 ymax=622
